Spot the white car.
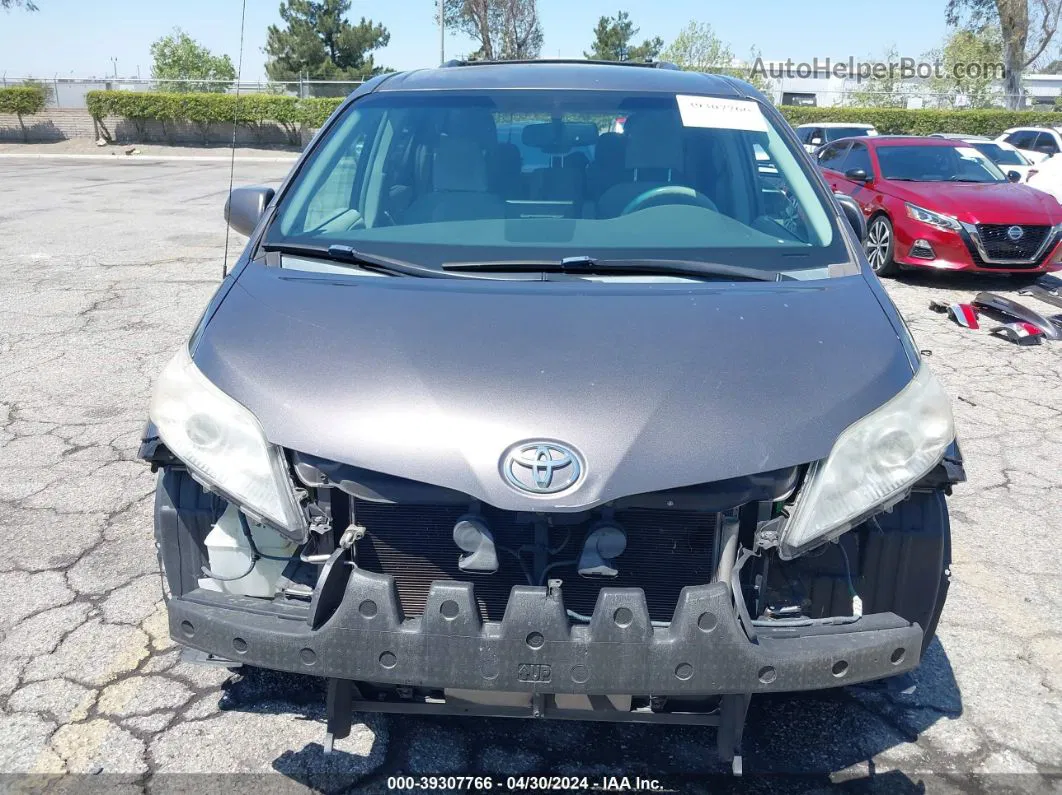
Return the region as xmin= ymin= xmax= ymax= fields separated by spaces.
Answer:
xmin=795 ymin=123 xmax=878 ymax=153
xmin=1025 ymin=153 xmax=1062 ymax=203
xmin=929 ymin=134 xmax=1036 ymax=181
xmin=995 ymin=127 xmax=1062 ymax=164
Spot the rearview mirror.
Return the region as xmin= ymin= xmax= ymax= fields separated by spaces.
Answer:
xmin=834 ymin=192 xmax=867 ymax=242
xmin=224 ymin=186 xmax=276 ymax=237
xmin=1007 ymin=170 xmax=1022 ymax=183
xmin=844 ymin=168 xmax=871 ymax=183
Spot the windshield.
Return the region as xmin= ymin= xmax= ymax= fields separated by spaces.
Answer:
xmin=265 ymin=89 xmax=845 ymax=278
xmin=970 ymin=142 xmax=1027 ymax=166
xmin=876 ymin=144 xmax=1007 ymax=183
xmin=825 ymin=127 xmax=874 ymax=142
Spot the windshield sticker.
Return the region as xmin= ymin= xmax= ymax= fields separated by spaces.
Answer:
xmin=676 ymin=95 xmax=768 ymax=132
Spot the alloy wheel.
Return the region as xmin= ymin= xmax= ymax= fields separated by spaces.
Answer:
xmin=865 ymin=219 xmax=891 ymax=271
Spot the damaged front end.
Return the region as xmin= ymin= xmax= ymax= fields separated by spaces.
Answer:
xmin=140 ymin=354 xmax=963 ymax=772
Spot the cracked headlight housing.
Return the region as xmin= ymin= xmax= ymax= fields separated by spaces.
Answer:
xmin=150 ymin=346 xmax=306 ymax=539
xmin=779 ymin=366 xmax=955 ymax=560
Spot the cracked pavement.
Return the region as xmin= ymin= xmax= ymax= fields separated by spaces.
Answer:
xmin=0 ymin=158 xmax=1060 ymax=792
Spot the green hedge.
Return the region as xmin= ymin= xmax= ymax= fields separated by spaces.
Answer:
xmin=86 ymin=91 xmax=345 ymax=143
xmin=776 ymin=106 xmax=1062 ymax=138
xmin=0 ymin=86 xmax=46 ymax=117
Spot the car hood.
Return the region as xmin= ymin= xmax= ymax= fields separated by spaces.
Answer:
xmin=883 ymin=180 xmax=1062 ymax=224
xmin=193 ymin=264 xmax=914 ymax=512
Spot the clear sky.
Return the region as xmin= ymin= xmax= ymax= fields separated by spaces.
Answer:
xmin=0 ymin=0 xmax=952 ymax=82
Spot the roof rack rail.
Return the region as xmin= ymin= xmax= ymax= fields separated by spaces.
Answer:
xmin=439 ymin=58 xmax=682 ymax=70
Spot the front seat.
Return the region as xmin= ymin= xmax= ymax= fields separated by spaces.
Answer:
xmin=596 ymin=112 xmax=686 ymax=218
xmin=404 ymin=136 xmax=506 ymax=224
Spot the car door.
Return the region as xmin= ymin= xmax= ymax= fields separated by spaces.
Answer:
xmin=817 ymin=141 xmax=853 ymax=191
xmin=834 ymin=141 xmax=882 ymax=217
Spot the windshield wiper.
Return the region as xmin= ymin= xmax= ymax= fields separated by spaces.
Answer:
xmin=259 ymin=242 xmax=474 ymax=279
xmin=442 ymin=256 xmax=795 ymax=282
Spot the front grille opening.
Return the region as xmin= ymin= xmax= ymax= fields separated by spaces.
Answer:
xmin=975 ymin=223 xmax=1051 ymax=263
xmin=352 ymin=500 xmax=720 ymax=623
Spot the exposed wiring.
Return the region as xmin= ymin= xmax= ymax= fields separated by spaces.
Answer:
xmin=201 ymin=559 xmax=256 ymax=582
xmin=565 ymin=608 xmax=671 ymax=629
xmin=239 ymin=511 xmax=294 ymax=561
xmin=548 ymin=528 xmax=571 ymax=555
xmin=837 ymin=542 xmax=863 ymax=617
xmin=837 ymin=542 xmax=857 ymax=596
xmin=538 ymin=559 xmax=578 ymax=584
xmin=497 ymin=545 xmax=534 ymax=586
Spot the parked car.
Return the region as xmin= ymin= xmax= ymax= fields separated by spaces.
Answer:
xmin=996 ymin=126 xmax=1062 ymax=163
xmin=142 ymin=61 xmax=962 ymax=772
xmin=1025 ymin=152 xmax=1062 ymax=203
xmin=795 ymin=122 xmax=878 ymax=153
xmin=822 ymin=135 xmax=1062 ymax=277
xmin=929 ymin=133 xmax=1036 ymax=181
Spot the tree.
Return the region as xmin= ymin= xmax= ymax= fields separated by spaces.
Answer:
xmin=845 ymin=45 xmax=910 ymax=108
xmin=150 ymin=28 xmax=236 ymax=93
xmin=1 ymin=0 xmax=39 ymax=9
xmin=946 ymin=0 xmax=1062 ymax=108
xmin=265 ymin=0 xmax=390 ymax=83
xmin=1044 ymin=57 xmax=1062 ymax=70
xmin=660 ymin=21 xmax=733 ymax=72
xmin=442 ymin=0 xmax=543 ymax=60
xmin=659 ymin=21 xmax=771 ymax=93
xmin=925 ymin=26 xmax=1004 ymax=107
xmin=584 ymin=11 xmax=663 ymax=62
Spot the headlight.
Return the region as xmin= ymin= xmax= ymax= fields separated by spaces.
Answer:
xmin=779 ymin=366 xmax=954 ymax=560
xmin=905 ymin=202 xmax=961 ymax=232
xmin=149 ymin=346 xmax=307 ymax=539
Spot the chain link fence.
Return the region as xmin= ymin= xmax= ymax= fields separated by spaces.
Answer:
xmin=0 ymin=77 xmax=365 ymax=109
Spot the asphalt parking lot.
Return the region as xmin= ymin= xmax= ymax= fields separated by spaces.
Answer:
xmin=0 ymin=157 xmax=1060 ymax=792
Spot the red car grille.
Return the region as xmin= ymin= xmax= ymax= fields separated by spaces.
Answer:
xmin=976 ymin=224 xmax=1051 ymax=261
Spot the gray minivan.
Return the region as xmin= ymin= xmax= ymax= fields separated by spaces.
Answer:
xmin=141 ymin=61 xmax=962 ymax=772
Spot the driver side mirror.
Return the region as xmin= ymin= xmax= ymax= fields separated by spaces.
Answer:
xmin=834 ymin=192 xmax=867 ymax=242
xmin=844 ymin=168 xmax=872 ymax=184
xmin=1007 ymin=170 xmax=1022 ymax=183
xmin=224 ymin=186 xmax=276 ymax=237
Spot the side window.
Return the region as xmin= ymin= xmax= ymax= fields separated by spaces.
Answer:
xmin=817 ymin=141 xmax=850 ymax=171
xmin=1035 ymin=132 xmax=1059 ymax=155
xmin=808 ymin=128 xmax=825 ymax=148
xmin=842 ymin=142 xmax=873 ymax=176
xmin=797 ymin=127 xmax=812 ymax=144
xmin=1006 ymin=130 xmax=1035 ymax=149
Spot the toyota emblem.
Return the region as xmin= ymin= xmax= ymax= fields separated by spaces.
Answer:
xmin=1007 ymin=225 xmax=1025 ymax=242
xmin=502 ymin=442 xmax=582 ymax=494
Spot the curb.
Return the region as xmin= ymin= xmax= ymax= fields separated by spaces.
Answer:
xmin=0 ymin=152 xmax=299 ymax=163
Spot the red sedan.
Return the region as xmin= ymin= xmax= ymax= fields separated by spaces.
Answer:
xmin=819 ymin=135 xmax=1062 ymax=278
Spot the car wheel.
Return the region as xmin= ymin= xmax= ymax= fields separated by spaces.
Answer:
xmin=865 ymin=215 xmax=898 ymax=277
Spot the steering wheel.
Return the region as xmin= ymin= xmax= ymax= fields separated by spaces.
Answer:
xmin=620 ymin=185 xmax=719 ymax=216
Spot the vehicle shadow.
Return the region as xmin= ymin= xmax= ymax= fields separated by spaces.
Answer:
xmin=210 ymin=637 xmax=961 ymax=792
xmin=891 ymin=268 xmax=1061 ymax=297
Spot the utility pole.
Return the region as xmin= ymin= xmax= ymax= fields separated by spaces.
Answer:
xmin=110 ymin=57 xmax=118 ymax=78
xmin=438 ymin=0 xmax=445 ymax=64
